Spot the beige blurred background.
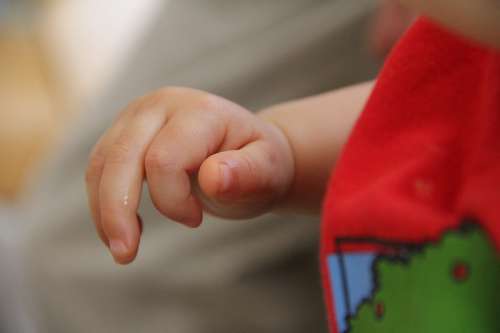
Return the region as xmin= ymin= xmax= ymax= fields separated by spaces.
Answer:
xmin=0 ymin=1 xmax=55 ymax=199
xmin=0 ymin=0 xmax=163 ymax=199
xmin=0 ymin=0 xmax=411 ymax=200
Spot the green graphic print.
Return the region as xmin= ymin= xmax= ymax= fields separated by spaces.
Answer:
xmin=348 ymin=227 xmax=500 ymax=332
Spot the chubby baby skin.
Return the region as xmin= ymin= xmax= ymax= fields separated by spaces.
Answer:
xmin=86 ymin=0 xmax=500 ymax=265
xmin=85 ymin=88 xmax=296 ymax=264
xmin=85 ymin=84 xmax=372 ymax=264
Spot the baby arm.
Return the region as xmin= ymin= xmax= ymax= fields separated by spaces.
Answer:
xmin=260 ymin=81 xmax=373 ymax=214
xmin=85 ymin=82 xmax=374 ymax=264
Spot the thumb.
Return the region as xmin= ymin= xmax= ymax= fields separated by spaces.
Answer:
xmin=196 ymin=140 xmax=293 ymax=219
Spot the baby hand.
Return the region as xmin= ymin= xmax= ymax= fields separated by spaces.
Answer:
xmin=85 ymin=88 xmax=294 ymax=264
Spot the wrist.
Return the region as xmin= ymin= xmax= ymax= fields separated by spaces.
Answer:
xmin=256 ymin=111 xmax=301 ymax=214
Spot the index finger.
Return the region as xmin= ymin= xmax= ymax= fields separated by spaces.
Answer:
xmin=99 ymin=106 xmax=169 ymax=264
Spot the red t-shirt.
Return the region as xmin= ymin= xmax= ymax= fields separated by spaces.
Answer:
xmin=321 ymin=18 xmax=500 ymax=333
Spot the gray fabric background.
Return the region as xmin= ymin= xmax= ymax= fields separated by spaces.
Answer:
xmin=0 ymin=208 xmax=36 ymax=333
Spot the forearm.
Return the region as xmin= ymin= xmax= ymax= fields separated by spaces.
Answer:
xmin=259 ymin=81 xmax=374 ymax=214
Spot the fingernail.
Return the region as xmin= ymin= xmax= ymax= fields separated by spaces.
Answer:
xmin=109 ymin=239 xmax=128 ymax=262
xmin=219 ymin=163 xmax=232 ymax=193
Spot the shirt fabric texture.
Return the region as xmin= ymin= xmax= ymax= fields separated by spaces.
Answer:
xmin=321 ymin=17 xmax=500 ymax=333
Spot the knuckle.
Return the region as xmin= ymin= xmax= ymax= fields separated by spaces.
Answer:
xmin=107 ymin=140 xmax=133 ymax=164
xmin=239 ymin=152 xmax=258 ymax=179
xmin=166 ymin=88 xmax=219 ymax=113
xmin=141 ymin=87 xmax=184 ymax=109
xmin=145 ymin=149 xmax=177 ymax=173
xmin=114 ymin=108 xmax=133 ymax=123
xmin=155 ymin=86 xmax=186 ymax=98
xmin=128 ymin=87 xmax=189 ymax=116
xmin=131 ymin=87 xmax=222 ymax=118
xmin=193 ymin=92 xmax=219 ymax=110
xmin=86 ymin=150 xmax=105 ymax=183
xmin=138 ymin=93 xmax=164 ymax=111
xmin=130 ymin=90 xmax=168 ymax=112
